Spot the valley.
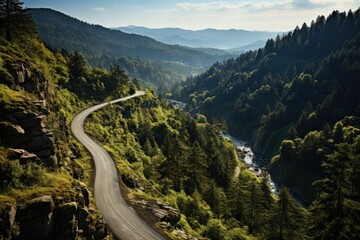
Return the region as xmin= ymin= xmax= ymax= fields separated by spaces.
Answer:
xmin=1 ymin=1 xmax=360 ymax=239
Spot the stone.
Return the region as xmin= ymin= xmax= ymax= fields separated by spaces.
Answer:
xmin=16 ymin=195 xmax=54 ymax=239
xmin=152 ymin=208 xmax=168 ymax=220
xmin=0 ymin=122 xmax=25 ymax=136
xmin=28 ymin=135 xmax=53 ymax=152
xmin=150 ymin=201 xmax=181 ymax=225
xmin=19 ymin=153 xmax=41 ymax=165
xmin=6 ymin=135 xmax=30 ymax=149
xmin=19 ymin=115 xmax=46 ymax=130
xmin=37 ymin=149 xmax=52 ymax=158
xmin=54 ymin=202 xmax=78 ymax=240
xmin=0 ymin=205 xmax=16 ymax=239
xmin=76 ymin=207 xmax=89 ymax=221
xmin=14 ymin=64 xmax=31 ymax=84
xmin=82 ymin=188 xmax=90 ymax=207
xmin=93 ymin=224 xmax=108 ymax=240
xmin=7 ymin=148 xmax=26 ymax=160
xmin=157 ymin=221 xmax=172 ymax=230
xmin=11 ymin=110 xmax=37 ymax=121
xmin=44 ymin=155 xmax=58 ymax=168
xmin=31 ymin=129 xmax=47 ymax=137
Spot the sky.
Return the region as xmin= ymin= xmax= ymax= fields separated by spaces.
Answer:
xmin=23 ymin=0 xmax=360 ymax=31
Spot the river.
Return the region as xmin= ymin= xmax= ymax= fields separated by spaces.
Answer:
xmin=221 ymin=133 xmax=278 ymax=194
xmin=168 ymin=100 xmax=308 ymax=205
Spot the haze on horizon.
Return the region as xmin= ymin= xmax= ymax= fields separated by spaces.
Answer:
xmin=23 ymin=0 xmax=359 ymax=31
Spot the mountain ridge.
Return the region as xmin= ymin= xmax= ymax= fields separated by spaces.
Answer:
xmin=29 ymin=8 xmax=232 ymax=92
xmin=115 ymin=25 xmax=280 ymax=50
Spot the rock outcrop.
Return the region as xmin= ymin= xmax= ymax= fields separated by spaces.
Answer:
xmin=0 ymin=107 xmax=57 ymax=167
xmin=1 ymin=183 xmax=108 ymax=240
xmin=16 ymin=195 xmax=55 ymax=239
xmin=139 ymin=200 xmax=181 ymax=227
xmin=0 ymin=205 xmax=16 ymax=239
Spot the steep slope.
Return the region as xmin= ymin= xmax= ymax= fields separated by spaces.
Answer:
xmin=173 ymin=9 xmax=360 ymax=202
xmin=1 ymin=9 xmax=283 ymax=240
xmin=29 ymin=8 xmax=232 ymax=92
xmin=117 ymin=26 xmax=279 ymax=50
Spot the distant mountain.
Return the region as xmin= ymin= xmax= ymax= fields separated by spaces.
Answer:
xmin=227 ymin=40 xmax=267 ymax=54
xmin=116 ymin=26 xmax=280 ymax=50
xmin=29 ymin=9 xmax=232 ymax=92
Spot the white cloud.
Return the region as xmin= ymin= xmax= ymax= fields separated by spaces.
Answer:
xmin=173 ymin=0 xmax=337 ymax=12
xmin=93 ymin=7 xmax=106 ymax=11
xmin=292 ymin=0 xmax=333 ymax=9
xmin=175 ymin=1 xmax=291 ymax=12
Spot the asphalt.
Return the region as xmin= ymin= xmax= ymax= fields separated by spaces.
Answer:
xmin=71 ymin=91 xmax=165 ymax=240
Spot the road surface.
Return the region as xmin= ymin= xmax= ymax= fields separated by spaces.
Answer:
xmin=71 ymin=91 xmax=165 ymax=240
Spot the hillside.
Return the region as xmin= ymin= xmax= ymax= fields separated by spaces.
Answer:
xmin=1 ymin=6 xmax=307 ymax=239
xmin=29 ymin=8 xmax=232 ymax=92
xmin=116 ymin=26 xmax=279 ymax=51
xmin=172 ymin=9 xmax=360 ymax=203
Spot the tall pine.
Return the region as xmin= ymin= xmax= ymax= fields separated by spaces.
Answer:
xmin=0 ymin=0 xmax=37 ymax=40
xmin=308 ymin=141 xmax=360 ymax=239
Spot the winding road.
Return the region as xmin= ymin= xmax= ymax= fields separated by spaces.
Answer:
xmin=71 ymin=91 xmax=165 ymax=240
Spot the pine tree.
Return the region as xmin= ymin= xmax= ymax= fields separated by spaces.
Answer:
xmin=308 ymin=142 xmax=360 ymax=239
xmin=245 ymin=181 xmax=262 ymax=234
xmin=272 ymin=187 xmax=306 ymax=240
xmin=69 ymin=51 xmax=88 ymax=80
xmin=187 ymin=141 xmax=208 ymax=193
xmin=0 ymin=0 xmax=37 ymax=40
xmin=258 ymin=175 xmax=274 ymax=235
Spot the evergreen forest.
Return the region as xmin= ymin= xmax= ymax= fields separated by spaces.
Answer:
xmin=0 ymin=1 xmax=359 ymax=239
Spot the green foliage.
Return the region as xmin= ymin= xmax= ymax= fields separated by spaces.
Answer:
xmin=270 ymin=187 xmax=307 ymax=239
xmin=174 ymin=9 xmax=360 ymax=205
xmin=272 ymin=119 xmax=360 ymax=201
xmin=308 ymin=137 xmax=360 ymax=239
xmin=0 ymin=0 xmax=38 ymax=41
xmin=202 ymin=219 xmax=227 ymax=240
xmin=29 ymin=8 xmax=231 ymax=93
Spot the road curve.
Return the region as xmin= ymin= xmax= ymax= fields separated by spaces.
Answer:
xmin=71 ymin=91 xmax=165 ymax=240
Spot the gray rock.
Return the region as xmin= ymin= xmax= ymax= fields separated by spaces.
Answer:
xmin=6 ymin=135 xmax=30 ymax=148
xmin=28 ymin=135 xmax=53 ymax=152
xmin=150 ymin=201 xmax=181 ymax=225
xmin=7 ymin=148 xmax=26 ymax=160
xmin=76 ymin=207 xmax=89 ymax=221
xmin=0 ymin=205 xmax=16 ymax=239
xmin=11 ymin=110 xmax=37 ymax=121
xmin=19 ymin=115 xmax=46 ymax=130
xmin=16 ymin=195 xmax=54 ymax=239
xmin=0 ymin=122 xmax=25 ymax=136
xmin=14 ymin=64 xmax=31 ymax=83
xmin=37 ymin=149 xmax=52 ymax=158
xmin=19 ymin=153 xmax=41 ymax=165
xmin=44 ymin=155 xmax=58 ymax=167
xmin=54 ymin=202 xmax=78 ymax=240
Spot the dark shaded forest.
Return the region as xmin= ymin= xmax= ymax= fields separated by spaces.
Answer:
xmin=172 ymin=9 xmax=360 ymax=238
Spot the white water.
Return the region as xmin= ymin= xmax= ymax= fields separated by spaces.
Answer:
xmin=222 ymin=133 xmax=278 ymax=193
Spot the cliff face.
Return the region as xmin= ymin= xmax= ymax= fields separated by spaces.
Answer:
xmin=0 ymin=183 xmax=108 ymax=239
xmin=0 ymin=37 xmax=109 ymax=239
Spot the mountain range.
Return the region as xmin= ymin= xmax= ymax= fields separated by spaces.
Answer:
xmin=116 ymin=26 xmax=280 ymax=51
xmin=29 ymin=8 xmax=233 ymax=92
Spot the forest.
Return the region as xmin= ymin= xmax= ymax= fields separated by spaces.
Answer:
xmin=29 ymin=8 xmax=232 ymax=93
xmin=0 ymin=1 xmax=359 ymax=239
xmin=172 ymin=9 xmax=360 ymax=235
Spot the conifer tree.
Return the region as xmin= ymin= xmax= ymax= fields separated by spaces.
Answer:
xmin=187 ymin=141 xmax=207 ymax=193
xmin=308 ymin=141 xmax=360 ymax=239
xmin=272 ymin=187 xmax=306 ymax=240
xmin=0 ymin=0 xmax=37 ymax=40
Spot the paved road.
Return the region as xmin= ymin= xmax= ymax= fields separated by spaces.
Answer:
xmin=71 ymin=91 xmax=165 ymax=240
